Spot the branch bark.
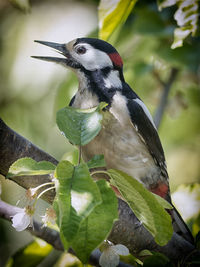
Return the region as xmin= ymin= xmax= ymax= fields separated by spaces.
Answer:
xmin=153 ymin=68 xmax=179 ymax=129
xmin=0 ymin=118 xmax=197 ymax=263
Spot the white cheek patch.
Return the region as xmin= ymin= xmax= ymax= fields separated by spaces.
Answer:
xmin=133 ymin=99 xmax=157 ymax=129
xmin=72 ymin=44 xmax=113 ymax=71
xmin=103 ymin=70 xmax=122 ymax=89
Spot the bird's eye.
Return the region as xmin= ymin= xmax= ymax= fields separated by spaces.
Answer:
xmin=76 ymin=46 xmax=86 ymax=55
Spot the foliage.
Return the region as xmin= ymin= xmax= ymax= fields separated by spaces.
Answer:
xmin=158 ymin=0 xmax=199 ymax=49
xmin=7 ymin=158 xmax=56 ymax=177
xmin=98 ymin=0 xmax=138 ymax=40
xmin=143 ymin=252 xmax=173 ymax=267
xmin=7 ymin=104 xmax=174 ymax=264
xmin=56 ymin=103 xmax=107 ymax=146
xmin=99 ymin=0 xmax=200 ymax=48
xmin=108 ymin=169 xmax=173 ymax=246
xmin=71 ymin=179 xmax=118 ymax=263
xmin=87 ymin=154 xmax=106 ymax=169
xmin=1 ymin=0 xmax=200 ymax=266
xmin=54 ymin=161 xmax=102 ymax=246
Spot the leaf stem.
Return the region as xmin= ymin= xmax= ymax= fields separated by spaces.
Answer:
xmin=78 ymin=146 xmax=82 ymax=164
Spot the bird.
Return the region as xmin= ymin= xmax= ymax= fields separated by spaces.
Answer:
xmin=32 ymin=37 xmax=193 ymax=244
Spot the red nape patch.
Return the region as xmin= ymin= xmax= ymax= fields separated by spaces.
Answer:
xmin=150 ymin=182 xmax=169 ymax=199
xmin=108 ymin=52 xmax=123 ymax=67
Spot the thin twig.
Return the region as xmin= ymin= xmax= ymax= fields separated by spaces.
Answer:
xmin=153 ymin=68 xmax=179 ymax=129
xmin=152 ymin=70 xmax=166 ymax=87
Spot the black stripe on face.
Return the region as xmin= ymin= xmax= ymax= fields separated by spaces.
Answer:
xmin=101 ymin=67 xmax=112 ymax=78
xmin=81 ymin=68 xmax=118 ymax=105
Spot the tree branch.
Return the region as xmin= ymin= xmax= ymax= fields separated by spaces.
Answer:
xmin=0 ymin=118 xmax=197 ymax=263
xmin=153 ymin=68 xmax=179 ymax=129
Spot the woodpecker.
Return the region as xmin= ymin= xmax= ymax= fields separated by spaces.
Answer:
xmin=33 ymin=37 xmax=193 ymax=244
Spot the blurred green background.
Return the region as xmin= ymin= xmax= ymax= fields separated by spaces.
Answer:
xmin=0 ymin=0 xmax=199 ymax=266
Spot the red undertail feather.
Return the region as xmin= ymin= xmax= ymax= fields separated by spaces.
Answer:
xmin=150 ymin=182 xmax=194 ymax=244
xmin=150 ymin=182 xmax=169 ymax=199
xmin=111 ymin=177 xmax=194 ymax=244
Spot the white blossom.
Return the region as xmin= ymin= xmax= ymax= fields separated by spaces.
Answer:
xmin=41 ymin=207 xmax=56 ymax=227
xmin=99 ymin=242 xmax=129 ymax=267
xmin=11 ymin=206 xmax=34 ymax=231
xmin=172 ymin=184 xmax=200 ymax=221
xmin=112 ymin=244 xmax=129 ymax=256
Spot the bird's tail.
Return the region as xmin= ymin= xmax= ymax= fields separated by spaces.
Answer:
xmin=170 ymin=206 xmax=194 ymax=244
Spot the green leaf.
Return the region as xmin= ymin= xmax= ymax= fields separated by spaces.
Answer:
xmin=87 ymin=155 xmax=106 ymax=169
xmin=61 ymin=149 xmax=79 ymax=165
xmin=153 ymin=194 xmax=173 ymax=210
xmin=143 ymin=252 xmax=172 ymax=267
xmin=120 ymin=254 xmax=143 ymax=266
xmin=52 ymin=198 xmax=60 ymax=227
xmin=56 ymin=103 xmax=107 ymax=146
xmin=7 ymin=239 xmax=52 ymax=267
xmin=54 ymin=161 xmax=102 ymax=245
xmin=138 ymin=249 xmax=153 ymax=257
xmin=71 ymin=179 xmax=118 ymax=263
xmin=54 ymin=161 xmax=74 ymax=249
xmin=7 ymin=157 xmax=56 ymax=178
xmin=108 ymin=169 xmax=173 ymax=246
xmin=98 ymin=0 xmax=138 ymax=40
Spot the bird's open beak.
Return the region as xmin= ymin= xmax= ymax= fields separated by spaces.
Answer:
xmin=32 ymin=40 xmax=69 ymax=65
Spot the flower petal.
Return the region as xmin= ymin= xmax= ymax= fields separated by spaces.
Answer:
xmin=12 ymin=211 xmax=31 ymax=231
xmin=112 ymin=244 xmax=129 ymax=256
xmin=99 ymin=247 xmax=119 ymax=267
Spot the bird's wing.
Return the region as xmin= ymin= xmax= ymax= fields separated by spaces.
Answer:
xmin=127 ymin=98 xmax=168 ymax=180
xmin=69 ymin=95 xmax=76 ymax=106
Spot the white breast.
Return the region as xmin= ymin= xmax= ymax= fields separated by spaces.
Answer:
xmin=81 ymin=92 xmax=160 ymax=187
xmin=72 ymin=70 xmax=99 ymax=109
xmin=73 ymin=89 xmax=99 ymax=109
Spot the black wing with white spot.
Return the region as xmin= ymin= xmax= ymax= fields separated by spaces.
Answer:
xmin=127 ymin=98 xmax=168 ymax=180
